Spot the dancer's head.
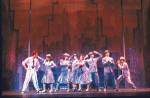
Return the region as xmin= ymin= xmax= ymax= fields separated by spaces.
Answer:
xmin=119 ymin=56 xmax=125 ymax=62
xmin=73 ymin=54 xmax=78 ymax=60
xmin=89 ymin=52 xmax=94 ymax=58
xmin=79 ymin=54 xmax=84 ymax=60
xmin=46 ymin=54 xmax=53 ymax=61
xmin=104 ymin=50 xmax=110 ymax=57
xmin=62 ymin=53 xmax=70 ymax=60
xmin=32 ymin=51 xmax=38 ymax=58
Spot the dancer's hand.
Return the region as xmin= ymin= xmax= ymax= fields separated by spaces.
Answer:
xmin=85 ymin=55 xmax=88 ymax=58
xmin=93 ymin=50 xmax=98 ymax=53
xmin=117 ymin=60 xmax=120 ymax=64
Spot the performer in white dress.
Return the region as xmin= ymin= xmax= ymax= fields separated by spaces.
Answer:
xmin=38 ymin=54 xmax=57 ymax=93
xmin=76 ymin=55 xmax=92 ymax=92
xmin=54 ymin=53 xmax=71 ymax=92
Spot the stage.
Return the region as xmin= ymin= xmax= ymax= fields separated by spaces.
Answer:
xmin=2 ymin=88 xmax=150 ymax=97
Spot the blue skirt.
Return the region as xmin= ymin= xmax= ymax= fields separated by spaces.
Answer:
xmin=41 ymin=70 xmax=55 ymax=83
xmin=57 ymin=67 xmax=70 ymax=84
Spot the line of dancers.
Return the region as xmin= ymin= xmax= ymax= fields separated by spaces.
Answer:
xmin=21 ymin=50 xmax=137 ymax=93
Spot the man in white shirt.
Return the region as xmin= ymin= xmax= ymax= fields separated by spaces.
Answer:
xmin=21 ymin=51 xmax=40 ymax=93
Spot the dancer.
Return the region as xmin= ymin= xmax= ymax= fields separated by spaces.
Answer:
xmin=76 ymin=55 xmax=92 ymax=92
xmin=70 ymin=54 xmax=79 ymax=92
xmin=116 ymin=56 xmax=136 ymax=90
xmin=85 ymin=51 xmax=102 ymax=91
xmin=102 ymin=50 xmax=117 ymax=91
xmin=54 ymin=53 xmax=71 ymax=92
xmin=38 ymin=54 xmax=57 ymax=93
xmin=21 ymin=51 xmax=40 ymax=93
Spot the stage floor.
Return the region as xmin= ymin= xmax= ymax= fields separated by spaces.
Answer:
xmin=2 ymin=88 xmax=150 ymax=97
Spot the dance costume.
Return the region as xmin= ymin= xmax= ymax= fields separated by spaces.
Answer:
xmin=22 ymin=56 xmax=40 ymax=92
xmin=102 ymin=56 xmax=116 ymax=90
xmin=38 ymin=56 xmax=56 ymax=84
xmin=71 ymin=59 xmax=79 ymax=84
xmin=77 ymin=60 xmax=92 ymax=84
xmin=117 ymin=62 xmax=136 ymax=89
xmin=85 ymin=52 xmax=102 ymax=89
xmin=57 ymin=59 xmax=71 ymax=83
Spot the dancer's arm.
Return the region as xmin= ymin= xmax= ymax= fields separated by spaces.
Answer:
xmin=38 ymin=56 xmax=45 ymax=62
xmin=22 ymin=58 xmax=30 ymax=70
xmin=93 ymin=51 xmax=102 ymax=61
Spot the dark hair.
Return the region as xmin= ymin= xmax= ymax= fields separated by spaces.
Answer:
xmin=32 ymin=51 xmax=38 ymax=56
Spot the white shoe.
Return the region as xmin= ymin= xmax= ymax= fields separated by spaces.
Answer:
xmin=86 ymin=89 xmax=89 ymax=92
xmin=49 ymin=89 xmax=53 ymax=93
xmin=104 ymin=88 xmax=106 ymax=92
xmin=21 ymin=91 xmax=24 ymax=93
xmin=67 ymin=89 xmax=70 ymax=92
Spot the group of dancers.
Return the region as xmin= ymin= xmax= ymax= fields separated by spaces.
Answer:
xmin=21 ymin=50 xmax=137 ymax=93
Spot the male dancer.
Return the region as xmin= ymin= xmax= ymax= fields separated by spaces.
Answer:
xmin=21 ymin=51 xmax=40 ymax=93
xmin=102 ymin=50 xmax=117 ymax=91
xmin=85 ymin=51 xmax=102 ymax=91
xmin=116 ymin=56 xmax=136 ymax=90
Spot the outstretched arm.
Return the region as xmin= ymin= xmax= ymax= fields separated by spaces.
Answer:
xmin=93 ymin=51 xmax=102 ymax=60
xmin=38 ymin=56 xmax=45 ymax=62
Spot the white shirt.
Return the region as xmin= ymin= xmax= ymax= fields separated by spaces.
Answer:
xmin=22 ymin=56 xmax=40 ymax=69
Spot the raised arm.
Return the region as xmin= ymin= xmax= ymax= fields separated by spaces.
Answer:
xmin=38 ymin=56 xmax=45 ymax=62
xmin=93 ymin=51 xmax=102 ymax=60
xmin=36 ymin=60 xmax=40 ymax=71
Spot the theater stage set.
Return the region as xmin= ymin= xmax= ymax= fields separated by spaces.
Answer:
xmin=2 ymin=0 xmax=150 ymax=97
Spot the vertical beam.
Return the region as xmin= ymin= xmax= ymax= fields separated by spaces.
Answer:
xmin=28 ymin=0 xmax=31 ymax=57
xmin=121 ymin=0 xmax=126 ymax=58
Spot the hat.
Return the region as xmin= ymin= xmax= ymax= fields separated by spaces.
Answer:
xmin=120 ymin=56 xmax=125 ymax=60
xmin=104 ymin=50 xmax=109 ymax=54
xmin=73 ymin=54 xmax=77 ymax=56
xmin=89 ymin=52 xmax=94 ymax=55
xmin=63 ymin=53 xmax=70 ymax=57
xmin=46 ymin=54 xmax=51 ymax=57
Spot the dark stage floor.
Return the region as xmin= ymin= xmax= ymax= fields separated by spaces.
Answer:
xmin=2 ymin=88 xmax=150 ymax=97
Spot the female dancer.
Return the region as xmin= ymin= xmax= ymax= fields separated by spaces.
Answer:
xmin=54 ymin=53 xmax=71 ymax=92
xmin=116 ymin=56 xmax=136 ymax=91
xmin=76 ymin=55 xmax=92 ymax=92
xmin=38 ymin=54 xmax=57 ymax=93
xmin=70 ymin=54 xmax=79 ymax=92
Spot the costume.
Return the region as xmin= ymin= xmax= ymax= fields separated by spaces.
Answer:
xmin=38 ymin=56 xmax=56 ymax=84
xmin=117 ymin=62 xmax=136 ymax=89
xmin=71 ymin=59 xmax=79 ymax=84
xmin=22 ymin=56 xmax=40 ymax=92
xmin=57 ymin=59 xmax=71 ymax=83
xmin=85 ymin=52 xmax=102 ymax=89
xmin=102 ymin=56 xmax=116 ymax=90
xmin=77 ymin=60 xmax=92 ymax=84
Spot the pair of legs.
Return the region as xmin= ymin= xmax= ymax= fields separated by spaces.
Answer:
xmin=42 ymin=83 xmax=53 ymax=93
xmin=22 ymin=69 xmax=40 ymax=93
xmin=104 ymin=71 xmax=117 ymax=91
xmin=90 ymin=72 xmax=100 ymax=91
xmin=55 ymin=82 xmax=70 ymax=92
xmin=78 ymin=83 xmax=90 ymax=91
xmin=117 ymin=75 xmax=136 ymax=89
